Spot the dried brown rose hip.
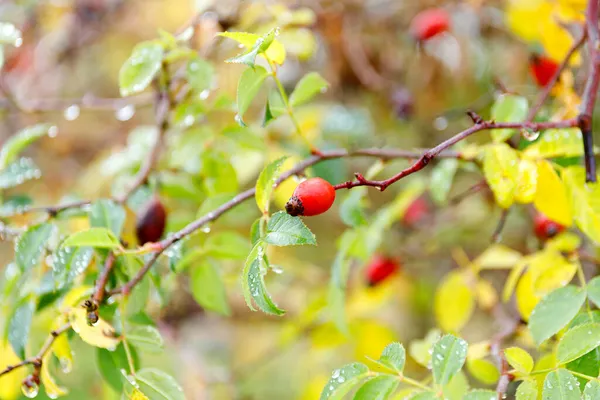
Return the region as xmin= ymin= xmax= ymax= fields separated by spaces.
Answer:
xmin=136 ymin=196 xmax=167 ymax=245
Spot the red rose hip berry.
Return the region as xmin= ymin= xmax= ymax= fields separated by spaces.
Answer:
xmin=285 ymin=177 xmax=336 ymax=217
xmin=366 ymin=255 xmax=401 ymax=287
xmin=410 ymin=8 xmax=450 ymax=41
xmin=403 ymin=197 xmax=429 ymax=227
xmin=136 ymin=195 xmax=167 ymax=245
xmin=533 ymin=213 xmax=565 ymax=240
xmin=529 ymin=55 xmax=559 ymax=87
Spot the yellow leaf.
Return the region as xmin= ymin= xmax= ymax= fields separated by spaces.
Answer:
xmin=515 ymin=269 xmax=540 ymax=321
xmin=0 ymin=342 xmax=26 ymax=400
xmin=523 ymin=129 xmax=584 ymax=159
xmin=69 ymin=307 xmax=120 ymax=350
xmin=467 ymin=341 xmax=491 ymax=360
xmin=270 ymin=152 xmax=304 ymax=210
xmin=483 ymin=144 xmax=519 ymax=208
xmin=534 ymin=160 xmax=572 ymax=226
xmin=50 ymin=318 xmax=73 ymax=374
xmin=558 ymin=0 xmax=587 ymax=12
xmin=563 ymin=166 xmax=600 ymax=244
xmin=539 ymin=18 xmax=578 ymax=63
xmin=475 ymin=279 xmax=498 ymax=311
xmin=529 ymin=250 xmax=576 ymax=295
xmin=352 ymin=320 xmax=397 ymax=368
xmin=504 ymin=347 xmax=534 ymax=374
xmin=434 ymin=271 xmax=475 ymax=332
xmin=503 ymin=258 xmax=528 ymax=302
xmin=217 ymin=32 xmax=286 ymax=64
xmin=309 ymin=322 xmax=347 ymax=349
xmin=545 ymin=232 xmax=582 ymax=253
xmin=59 ymin=285 xmax=94 ymax=312
xmin=514 ymin=159 xmax=538 ymax=203
xmin=466 ymin=358 xmax=499 ymax=385
xmin=409 ymin=329 xmax=441 ymax=368
xmin=40 ymin=351 xmax=68 ymax=398
xmin=533 ymin=353 xmax=557 ymax=394
xmin=475 ymin=244 xmax=522 ymax=270
xmin=129 ymin=389 xmax=150 ymax=400
xmin=505 ymin=0 xmax=552 ymax=43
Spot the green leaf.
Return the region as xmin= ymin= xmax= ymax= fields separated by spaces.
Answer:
xmin=463 ymin=390 xmax=497 ymax=400
xmin=584 ymin=381 xmax=600 ymax=399
xmin=0 ymin=124 xmax=55 ymax=168
xmin=204 ymin=231 xmax=252 ymax=260
xmin=529 ymin=285 xmax=586 ymax=345
xmin=119 ymin=42 xmax=164 ymax=97
xmin=587 ymin=277 xmax=600 ymax=307
xmin=97 ymin=344 xmax=138 ymax=392
xmin=255 ymin=157 xmax=287 ymax=212
xmin=236 ymin=66 xmax=269 ymax=120
xmin=0 ymin=22 xmax=21 ymax=46
xmin=127 ymin=325 xmax=164 ymax=353
xmin=504 ymin=347 xmax=534 ymax=374
xmin=339 ymin=189 xmax=368 ymax=227
xmin=524 ymin=128 xmax=585 ymax=158
xmin=0 ymin=157 xmax=41 ymax=189
xmin=51 ymin=247 xmax=93 ymax=289
xmin=516 ymin=379 xmax=538 ymax=400
xmin=563 ymin=166 xmax=600 ymax=244
xmin=61 ymin=227 xmax=122 ymax=249
xmin=250 ymin=218 xmax=262 ymax=245
xmin=490 ymin=94 xmax=528 ymax=142
xmin=483 ymin=143 xmax=519 ymax=208
xmin=430 ymin=158 xmax=459 ymax=205
xmin=243 ymin=243 xmax=285 ymax=315
xmin=377 ymin=342 xmax=406 ymax=373
xmin=353 ymin=376 xmax=398 ymax=400
xmin=90 ymin=199 xmax=126 ymax=236
xmin=190 ymin=260 xmax=231 ymax=316
xmin=15 ymin=223 xmax=54 ymax=272
xmin=431 ymin=334 xmax=468 ymax=387
xmin=186 ymin=56 xmax=214 ymax=93
xmin=201 ymin=152 xmax=239 ymax=195
xmin=135 ymin=368 xmax=185 ymax=400
xmin=264 ymin=211 xmax=316 ymax=246
xmin=7 ymin=298 xmax=34 ymax=360
xmin=263 ymin=97 xmax=276 ymax=126
xmin=443 ymin=371 xmax=469 ymax=400
xmin=320 ymin=363 xmax=370 ymax=400
xmin=542 ymin=369 xmax=581 ymax=399
xmin=557 ymin=323 xmax=600 ymax=364
xmin=289 ymin=72 xmax=329 ymax=107
xmin=218 ymin=30 xmax=286 ymax=65
xmin=466 ymin=359 xmax=499 ymax=385
xmin=0 ymin=195 xmax=32 ymax=217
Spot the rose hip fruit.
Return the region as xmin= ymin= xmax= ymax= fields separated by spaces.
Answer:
xmin=285 ymin=177 xmax=336 ymax=217
xmin=533 ymin=213 xmax=565 ymax=240
xmin=529 ymin=55 xmax=559 ymax=87
xmin=366 ymin=255 xmax=401 ymax=287
xmin=403 ymin=197 xmax=429 ymax=226
xmin=136 ymin=196 xmax=167 ymax=245
xmin=410 ymin=8 xmax=451 ymax=41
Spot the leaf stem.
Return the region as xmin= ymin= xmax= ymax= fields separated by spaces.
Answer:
xmin=120 ymin=297 xmax=136 ymax=375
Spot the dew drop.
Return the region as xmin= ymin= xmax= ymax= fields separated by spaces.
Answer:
xmin=433 ymin=116 xmax=448 ymax=131
xmin=48 ymin=126 xmax=58 ymax=138
xmin=271 ymin=265 xmax=284 ymax=274
xmin=331 ymin=369 xmax=340 ymax=379
xmin=15 ymin=37 xmax=23 ymax=47
xmin=63 ymin=104 xmax=80 ymax=121
xmin=115 ymin=104 xmax=136 ymax=121
xmin=200 ymin=225 xmax=211 ymax=233
xmin=21 ymin=380 xmax=39 ymax=398
xmin=59 ymin=357 xmax=72 ymax=373
xmin=199 ymin=89 xmax=210 ymax=100
xmin=521 ymin=128 xmax=540 ymax=141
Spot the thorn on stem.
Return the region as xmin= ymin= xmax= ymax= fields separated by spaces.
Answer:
xmin=466 ymin=110 xmax=484 ymax=125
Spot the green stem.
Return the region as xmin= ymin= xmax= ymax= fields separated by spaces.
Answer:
xmin=401 ymin=375 xmax=433 ymax=391
xmin=265 ymin=57 xmax=316 ymax=153
xmin=120 ymin=297 xmax=136 ymax=375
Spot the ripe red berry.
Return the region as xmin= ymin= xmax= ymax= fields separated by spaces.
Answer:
xmin=533 ymin=213 xmax=565 ymax=240
xmin=409 ymin=9 xmax=450 ymax=41
xmin=403 ymin=197 xmax=429 ymax=226
xmin=529 ymin=55 xmax=559 ymax=87
xmin=285 ymin=177 xmax=336 ymax=217
xmin=366 ymin=255 xmax=401 ymax=287
xmin=136 ymin=196 xmax=167 ymax=245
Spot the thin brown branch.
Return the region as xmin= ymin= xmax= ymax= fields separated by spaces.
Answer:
xmin=333 ymin=114 xmax=578 ymax=191
xmin=0 ymin=323 xmax=71 ymax=378
xmin=578 ymin=0 xmax=600 ymax=182
xmin=491 ymin=208 xmax=510 ymax=243
xmin=92 ymin=252 xmax=117 ymax=305
xmin=526 ymin=29 xmax=587 ymax=122
xmin=490 ymin=306 xmax=519 ymax=399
